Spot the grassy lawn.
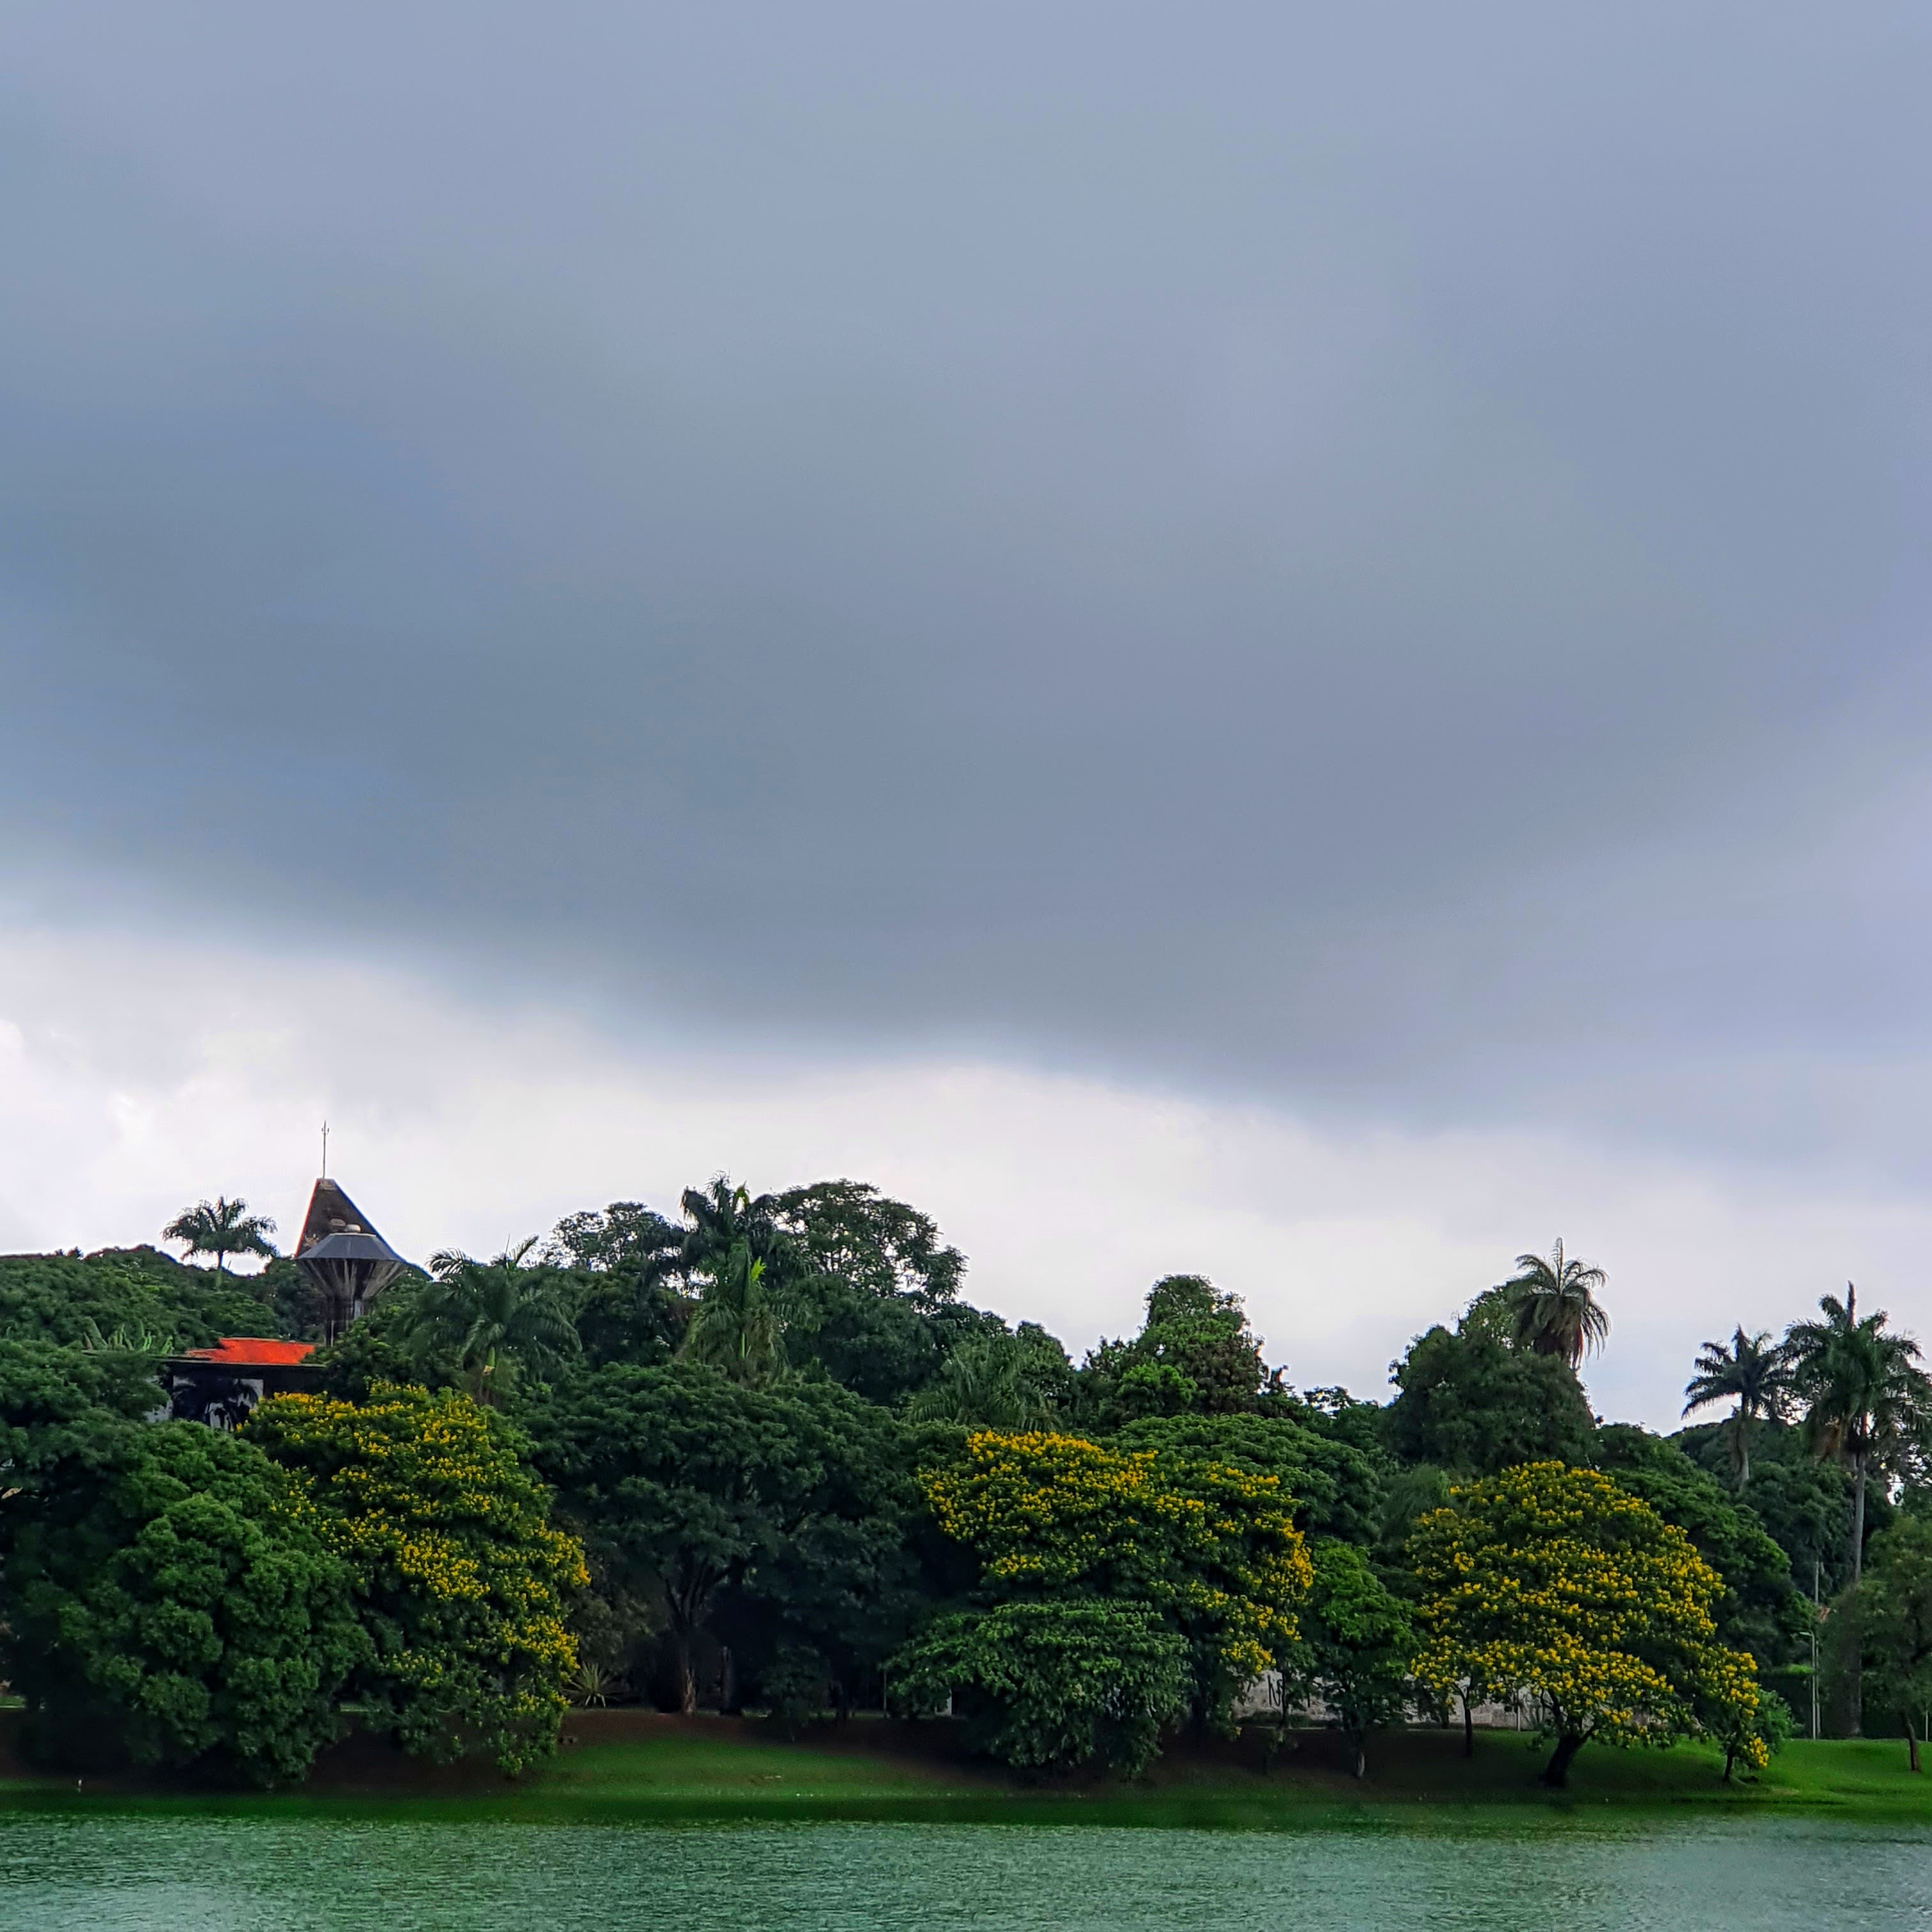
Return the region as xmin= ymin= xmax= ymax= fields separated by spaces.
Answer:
xmin=514 ymin=1724 xmax=1932 ymax=1825
xmin=5 ymin=1717 xmax=1931 ymax=1827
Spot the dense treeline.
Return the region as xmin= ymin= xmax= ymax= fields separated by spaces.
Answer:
xmin=2 ymin=1182 xmax=1929 ymax=1788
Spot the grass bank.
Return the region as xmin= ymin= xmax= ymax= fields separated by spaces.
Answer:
xmin=5 ymin=1713 xmax=1932 ymax=1828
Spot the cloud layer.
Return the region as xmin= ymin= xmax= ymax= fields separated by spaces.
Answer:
xmin=4 ymin=921 xmax=1927 ymax=1430
xmin=3 ymin=5 xmax=1930 ymax=1402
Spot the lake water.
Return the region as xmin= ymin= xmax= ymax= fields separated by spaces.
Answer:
xmin=3 ymin=1811 xmax=1929 ymax=1930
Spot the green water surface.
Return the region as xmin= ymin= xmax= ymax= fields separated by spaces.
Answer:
xmin=3 ymin=1813 xmax=1928 ymax=1929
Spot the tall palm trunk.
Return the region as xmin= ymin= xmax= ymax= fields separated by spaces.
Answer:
xmin=1735 ymin=1409 xmax=1750 ymax=1489
xmin=1849 ymin=1450 xmax=1868 ymax=1736
xmin=1850 ymin=1452 xmax=1868 ymax=1585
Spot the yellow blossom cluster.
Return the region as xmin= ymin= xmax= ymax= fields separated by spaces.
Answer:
xmin=1408 ymin=1460 xmax=1765 ymax=1764
xmin=923 ymin=1430 xmax=1311 ymax=1698
xmin=245 ymin=1383 xmax=587 ymax=1769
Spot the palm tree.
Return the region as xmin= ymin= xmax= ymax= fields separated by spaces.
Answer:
xmin=682 ymin=1241 xmax=791 ymax=1386
xmin=1682 ymin=1327 xmax=1790 ymax=1489
xmin=1503 ymin=1240 xmax=1609 ymax=1369
xmin=1784 ymin=1285 xmax=1932 ymax=1587
xmin=162 ymin=1196 xmax=279 ymax=1274
xmin=406 ymin=1238 xmax=581 ymax=1406
xmin=907 ymin=1335 xmax=1054 ymax=1430
xmin=678 ymin=1176 xmax=790 ymax=1277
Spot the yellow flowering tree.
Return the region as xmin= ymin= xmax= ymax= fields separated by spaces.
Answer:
xmin=905 ymin=1429 xmax=1310 ymax=1762
xmin=247 ymin=1384 xmax=586 ymax=1772
xmin=1409 ymin=1461 xmax=1764 ymax=1787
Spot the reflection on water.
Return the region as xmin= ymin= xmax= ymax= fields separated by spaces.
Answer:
xmin=1 ymin=1811 xmax=1928 ymax=1931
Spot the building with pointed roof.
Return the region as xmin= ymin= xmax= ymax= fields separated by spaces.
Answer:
xmin=293 ymin=1176 xmax=408 ymax=1341
xmin=165 ymin=1172 xmax=413 ymax=1428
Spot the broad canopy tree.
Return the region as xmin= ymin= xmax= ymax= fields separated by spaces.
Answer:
xmin=526 ymin=1360 xmax=924 ymax=1715
xmin=3 ymin=1421 xmax=364 ymax=1784
xmin=891 ymin=1597 xmax=1189 ymax=1776
xmin=1855 ymin=1517 xmax=1932 ymax=1770
xmin=1285 ymin=1538 xmax=1415 ymax=1777
xmin=901 ymin=1429 xmax=1312 ymax=1765
xmin=245 ymin=1386 xmax=586 ymax=1772
xmin=1386 ymin=1321 xmax=1596 ymax=1476
xmin=0 ymin=1342 xmax=364 ymax=1784
xmin=1409 ymin=1462 xmax=1764 ymax=1788
xmin=1080 ymin=1276 xmax=1274 ymax=1427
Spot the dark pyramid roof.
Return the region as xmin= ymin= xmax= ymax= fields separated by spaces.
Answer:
xmin=298 ymin=1229 xmax=405 ymax=1268
xmin=295 ymin=1177 xmax=393 ymax=1258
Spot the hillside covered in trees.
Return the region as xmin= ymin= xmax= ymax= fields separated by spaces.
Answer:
xmin=2 ymin=1177 xmax=1928 ymax=1789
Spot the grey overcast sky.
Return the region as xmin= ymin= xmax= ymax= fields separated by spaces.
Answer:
xmin=3 ymin=3 xmax=1929 ymax=1424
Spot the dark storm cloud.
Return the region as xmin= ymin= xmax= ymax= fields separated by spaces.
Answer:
xmin=4 ymin=3 xmax=1929 ymax=1160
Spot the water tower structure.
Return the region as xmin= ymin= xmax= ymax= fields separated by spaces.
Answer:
xmin=293 ymin=1177 xmax=408 ymax=1341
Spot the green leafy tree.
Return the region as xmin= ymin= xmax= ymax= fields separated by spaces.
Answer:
xmin=246 ymin=1386 xmax=586 ymax=1771
xmin=1784 ymin=1287 xmax=1929 ymax=1729
xmin=1080 ymin=1275 xmax=1271 ymax=1425
xmin=772 ymin=1180 xmax=997 ymax=1404
xmin=1286 ymin=1538 xmax=1416 ymax=1776
xmin=1855 ymin=1517 xmax=1932 ymax=1770
xmin=546 ymin=1201 xmax=686 ymax=1276
xmin=1593 ymin=1424 xmax=1805 ymax=1666
xmin=162 ymin=1197 xmax=280 ymax=1275
xmin=545 ymin=1202 xmax=688 ymax=1367
xmin=1385 ymin=1323 xmax=1595 ymax=1475
xmin=1683 ymin=1328 xmax=1790 ymax=1489
xmin=1503 ymin=1240 xmax=1609 ymax=1367
xmin=0 ymin=1337 xmax=187 ymax=1551
xmin=2 ymin=1414 xmax=363 ymax=1784
xmin=0 ymin=1248 xmax=272 ymax=1349
xmin=758 ymin=1642 xmax=834 ymax=1737
xmin=772 ymin=1179 xmax=965 ymax=1305
xmin=1784 ymin=1285 xmax=1932 ymax=1586
xmin=1675 ymin=1416 xmax=1857 ymax=1601
xmin=526 ymin=1361 xmax=923 ymax=1715
xmin=408 ymin=1241 xmax=581 ymax=1406
xmin=1409 ymin=1462 xmax=1763 ymax=1788
xmin=891 ymin=1598 xmax=1189 ymax=1775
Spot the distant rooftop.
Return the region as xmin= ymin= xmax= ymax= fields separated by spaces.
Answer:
xmin=175 ymin=1337 xmax=317 ymax=1370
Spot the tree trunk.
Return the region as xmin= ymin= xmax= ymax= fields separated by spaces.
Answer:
xmin=1349 ymin=1736 xmax=1367 ymax=1779
xmin=1906 ymin=1715 xmax=1921 ymax=1774
xmin=1851 ymin=1455 xmax=1868 ymax=1586
xmin=1722 ymin=1742 xmax=1738 ymax=1784
xmin=1462 ymin=1694 xmax=1475 ymax=1758
xmin=1850 ymin=1457 xmax=1867 ymax=1736
xmin=1539 ymin=1733 xmax=1586 ymax=1788
xmin=1736 ymin=1411 xmax=1750 ymax=1490
xmin=670 ymin=1629 xmax=697 ymax=1714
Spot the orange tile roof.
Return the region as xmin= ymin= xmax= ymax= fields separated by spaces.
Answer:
xmin=180 ymin=1337 xmax=318 ymax=1368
